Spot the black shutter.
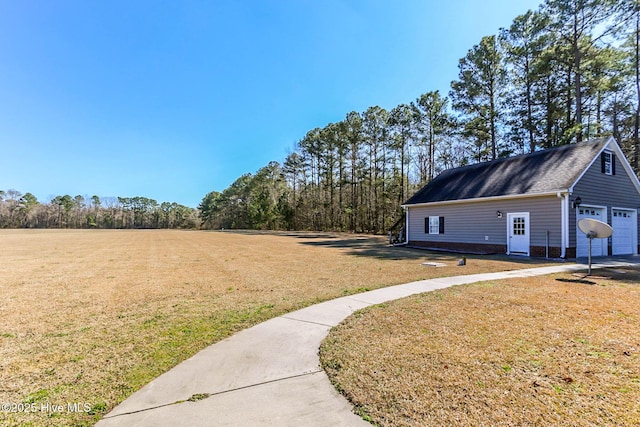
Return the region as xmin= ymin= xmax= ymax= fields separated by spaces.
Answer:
xmin=612 ymin=154 xmax=616 ymax=175
xmin=601 ymin=153 xmax=606 ymax=173
xmin=425 ymin=217 xmax=429 ymax=234
xmin=439 ymin=216 xmax=445 ymax=234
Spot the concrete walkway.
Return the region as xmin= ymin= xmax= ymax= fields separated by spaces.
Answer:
xmin=97 ymin=259 xmax=637 ymax=427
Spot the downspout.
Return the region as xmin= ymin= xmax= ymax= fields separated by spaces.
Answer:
xmin=404 ymin=206 xmax=409 ymax=244
xmin=558 ymin=192 xmax=567 ymax=259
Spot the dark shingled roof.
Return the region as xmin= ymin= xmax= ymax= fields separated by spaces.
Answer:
xmin=404 ymin=138 xmax=609 ymax=205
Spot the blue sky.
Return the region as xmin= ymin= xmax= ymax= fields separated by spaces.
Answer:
xmin=0 ymin=0 xmax=543 ymax=208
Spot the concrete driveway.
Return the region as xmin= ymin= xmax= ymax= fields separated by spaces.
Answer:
xmin=97 ymin=258 xmax=638 ymax=427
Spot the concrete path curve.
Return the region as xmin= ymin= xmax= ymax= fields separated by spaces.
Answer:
xmin=97 ymin=259 xmax=637 ymax=427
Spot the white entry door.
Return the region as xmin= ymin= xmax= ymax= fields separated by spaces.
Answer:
xmin=508 ymin=212 xmax=530 ymax=255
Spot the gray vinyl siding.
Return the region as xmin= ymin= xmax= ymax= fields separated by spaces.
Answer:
xmin=407 ymin=196 xmax=562 ymax=248
xmin=571 ymin=154 xmax=640 ymax=246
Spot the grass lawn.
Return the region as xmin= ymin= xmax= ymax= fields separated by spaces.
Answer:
xmin=0 ymin=229 xmax=555 ymax=426
xmin=320 ymin=267 xmax=640 ymax=426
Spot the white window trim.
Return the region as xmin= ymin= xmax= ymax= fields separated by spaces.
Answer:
xmin=603 ymin=151 xmax=613 ymax=175
xmin=428 ymin=216 xmax=440 ymax=235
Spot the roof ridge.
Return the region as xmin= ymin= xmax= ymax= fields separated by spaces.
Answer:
xmin=438 ymin=139 xmax=607 ymax=177
xmin=404 ymin=138 xmax=610 ymax=206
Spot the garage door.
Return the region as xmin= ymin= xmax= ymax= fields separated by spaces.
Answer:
xmin=612 ymin=209 xmax=635 ymax=255
xmin=576 ymin=207 xmax=607 ymax=257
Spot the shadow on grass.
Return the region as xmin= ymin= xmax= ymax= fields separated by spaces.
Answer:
xmin=216 ymin=229 xmax=339 ymax=240
xmin=217 ymin=230 xmax=640 ymax=271
xmin=594 ymin=267 xmax=640 ymax=286
xmin=290 ymin=233 xmax=556 ymax=265
xmin=555 ymin=266 xmax=640 ymax=287
xmin=555 ymin=277 xmax=596 ymax=285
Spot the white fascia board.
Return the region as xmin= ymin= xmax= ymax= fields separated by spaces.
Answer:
xmin=401 ymin=191 xmax=562 ymax=209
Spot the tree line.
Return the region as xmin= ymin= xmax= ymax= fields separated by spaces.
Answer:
xmin=200 ymin=0 xmax=640 ymax=233
xmin=0 ymin=189 xmax=197 ymax=229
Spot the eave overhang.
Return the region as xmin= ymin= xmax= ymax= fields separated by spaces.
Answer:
xmin=402 ymin=190 xmax=566 ymax=209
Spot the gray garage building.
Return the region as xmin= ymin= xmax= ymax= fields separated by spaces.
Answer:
xmin=402 ymin=137 xmax=640 ymax=258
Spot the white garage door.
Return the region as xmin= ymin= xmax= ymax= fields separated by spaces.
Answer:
xmin=612 ymin=209 xmax=635 ymax=255
xmin=576 ymin=207 xmax=607 ymax=257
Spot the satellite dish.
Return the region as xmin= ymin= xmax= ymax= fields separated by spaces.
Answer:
xmin=577 ymin=218 xmax=613 ymax=275
xmin=578 ymin=218 xmax=613 ymax=239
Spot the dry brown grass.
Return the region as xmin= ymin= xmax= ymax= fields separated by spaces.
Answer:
xmin=0 ymin=229 xmax=554 ymax=426
xmin=321 ymin=267 xmax=640 ymax=426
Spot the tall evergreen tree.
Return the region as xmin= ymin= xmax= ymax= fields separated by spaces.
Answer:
xmin=501 ymin=10 xmax=550 ymax=153
xmin=621 ymin=0 xmax=640 ymax=168
xmin=389 ymin=104 xmax=413 ymax=204
xmin=543 ymin=0 xmax=623 ymax=143
xmin=344 ymin=111 xmax=364 ymax=231
xmin=411 ymin=91 xmax=452 ymax=183
xmin=450 ymin=35 xmax=506 ymax=161
xmin=362 ymin=106 xmax=390 ymax=232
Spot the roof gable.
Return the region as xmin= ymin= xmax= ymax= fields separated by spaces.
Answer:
xmin=571 ymin=137 xmax=640 ymax=196
xmin=404 ymin=138 xmax=612 ymax=206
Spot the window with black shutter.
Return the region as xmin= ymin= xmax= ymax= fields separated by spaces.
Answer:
xmin=601 ymin=151 xmax=615 ymax=175
xmin=425 ymin=216 xmax=444 ymax=234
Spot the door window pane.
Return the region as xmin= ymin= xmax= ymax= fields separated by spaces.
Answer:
xmin=513 ymin=217 xmax=525 ymax=235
